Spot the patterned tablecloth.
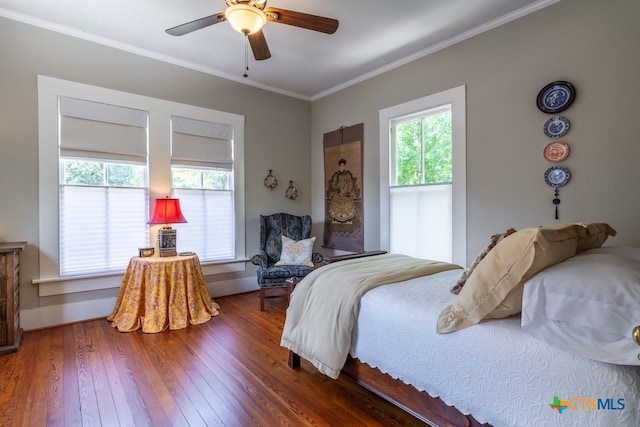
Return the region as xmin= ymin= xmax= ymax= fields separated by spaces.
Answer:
xmin=108 ymin=255 xmax=219 ymax=333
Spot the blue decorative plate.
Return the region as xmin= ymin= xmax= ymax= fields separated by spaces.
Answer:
xmin=544 ymin=166 xmax=571 ymax=187
xmin=537 ymin=81 xmax=575 ymax=114
xmin=543 ymin=116 xmax=570 ymax=138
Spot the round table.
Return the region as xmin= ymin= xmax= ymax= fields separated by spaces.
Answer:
xmin=108 ymin=255 xmax=219 ymax=333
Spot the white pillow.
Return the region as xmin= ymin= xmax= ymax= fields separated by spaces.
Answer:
xmin=521 ymin=246 xmax=640 ymax=365
xmin=275 ymin=236 xmax=316 ymax=267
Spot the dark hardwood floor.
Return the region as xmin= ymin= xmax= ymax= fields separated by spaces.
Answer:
xmin=0 ymin=290 xmax=428 ymax=426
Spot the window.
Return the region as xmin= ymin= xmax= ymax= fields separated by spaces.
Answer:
xmin=380 ymin=86 xmax=466 ymax=265
xmin=58 ymin=97 xmax=149 ymax=276
xmin=170 ymin=116 xmax=235 ymax=260
xmin=392 ymin=105 xmax=452 ymax=186
xmin=60 ymin=161 xmax=148 ymax=275
xmin=37 ymin=76 xmax=245 ymax=294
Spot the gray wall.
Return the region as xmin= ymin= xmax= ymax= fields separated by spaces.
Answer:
xmin=0 ymin=17 xmax=312 ymax=325
xmin=311 ymin=0 xmax=640 ymax=261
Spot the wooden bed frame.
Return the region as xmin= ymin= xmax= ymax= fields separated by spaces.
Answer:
xmin=288 ymin=351 xmax=488 ymax=427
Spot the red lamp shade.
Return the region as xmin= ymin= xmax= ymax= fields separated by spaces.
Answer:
xmin=147 ymin=198 xmax=187 ymax=225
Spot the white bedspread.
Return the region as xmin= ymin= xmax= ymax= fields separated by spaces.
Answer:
xmin=351 ymin=269 xmax=640 ymax=427
xmin=281 ymin=254 xmax=459 ymax=379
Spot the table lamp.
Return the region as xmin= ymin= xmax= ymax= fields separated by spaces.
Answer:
xmin=147 ymin=197 xmax=187 ymax=257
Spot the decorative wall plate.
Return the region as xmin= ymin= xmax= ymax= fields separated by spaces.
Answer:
xmin=543 ymin=141 xmax=570 ymax=163
xmin=544 ymin=165 xmax=571 ymax=187
xmin=543 ymin=116 xmax=570 ymax=138
xmin=537 ymin=81 xmax=575 ymax=113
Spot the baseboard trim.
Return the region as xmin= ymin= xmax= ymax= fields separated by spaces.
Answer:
xmin=22 ymin=276 xmax=258 ymax=331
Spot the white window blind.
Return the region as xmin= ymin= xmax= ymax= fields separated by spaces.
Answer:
xmin=60 ymin=186 xmax=148 ymax=275
xmin=59 ymin=97 xmax=148 ymax=276
xmin=171 ymin=116 xmax=235 ymax=261
xmin=171 ymin=116 xmax=233 ymax=169
xmin=172 ymin=188 xmax=235 ymax=259
xmin=59 ymin=97 xmax=147 ymax=163
xmin=390 ymin=184 xmax=452 ymax=262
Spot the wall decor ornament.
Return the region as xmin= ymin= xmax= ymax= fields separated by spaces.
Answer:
xmin=536 ymin=81 xmax=575 ymax=114
xmin=543 ymin=116 xmax=570 ymax=138
xmin=285 ymin=181 xmax=298 ymax=200
xmin=544 ymin=166 xmax=571 ymax=220
xmin=263 ymin=169 xmax=278 ymax=190
xmin=538 ymin=81 xmax=575 ymax=220
xmin=543 ymin=141 xmax=570 ymax=163
xmin=322 ymin=123 xmax=364 ymax=252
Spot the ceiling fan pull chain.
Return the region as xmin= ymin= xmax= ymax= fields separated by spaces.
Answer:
xmin=243 ymin=35 xmax=249 ymax=78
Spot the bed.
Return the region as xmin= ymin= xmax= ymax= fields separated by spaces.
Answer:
xmin=281 ymin=223 xmax=640 ymax=427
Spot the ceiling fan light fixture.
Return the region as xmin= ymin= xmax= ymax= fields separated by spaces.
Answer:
xmin=226 ymin=4 xmax=267 ymax=35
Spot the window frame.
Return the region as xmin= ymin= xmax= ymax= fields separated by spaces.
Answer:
xmin=36 ymin=75 xmax=246 ymax=296
xmin=379 ymin=85 xmax=467 ymax=266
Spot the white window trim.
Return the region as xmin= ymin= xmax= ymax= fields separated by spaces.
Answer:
xmin=379 ymin=85 xmax=467 ymax=266
xmin=36 ymin=75 xmax=246 ymax=296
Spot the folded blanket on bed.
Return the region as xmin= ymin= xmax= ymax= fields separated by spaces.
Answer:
xmin=280 ymin=253 xmax=460 ymax=379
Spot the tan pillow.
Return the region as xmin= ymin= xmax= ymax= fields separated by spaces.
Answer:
xmin=437 ymin=224 xmax=584 ymax=334
xmin=451 ymin=228 xmax=516 ymax=295
xmin=576 ymin=222 xmax=617 ymax=253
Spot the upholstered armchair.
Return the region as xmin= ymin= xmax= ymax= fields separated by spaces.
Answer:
xmin=251 ymin=213 xmax=323 ymax=310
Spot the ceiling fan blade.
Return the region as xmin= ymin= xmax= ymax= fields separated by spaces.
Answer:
xmin=248 ymin=30 xmax=271 ymax=61
xmin=264 ymin=7 xmax=339 ymax=34
xmin=165 ymin=13 xmax=226 ymax=36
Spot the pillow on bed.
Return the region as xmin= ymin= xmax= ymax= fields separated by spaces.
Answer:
xmin=450 ymin=228 xmax=516 ymax=295
xmin=521 ymin=246 xmax=640 ymax=365
xmin=275 ymin=236 xmax=316 ymax=267
xmin=437 ymin=224 xmax=584 ymax=334
xmin=576 ymin=222 xmax=617 ymax=253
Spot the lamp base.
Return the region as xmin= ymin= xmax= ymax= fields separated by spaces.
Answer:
xmin=158 ymin=228 xmax=177 ymax=257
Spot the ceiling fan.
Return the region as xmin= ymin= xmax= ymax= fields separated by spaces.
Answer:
xmin=166 ymin=0 xmax=339 ymax=73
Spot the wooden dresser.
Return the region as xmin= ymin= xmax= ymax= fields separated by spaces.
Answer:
xmin=0 ymin=242 xmax=26 ymax=355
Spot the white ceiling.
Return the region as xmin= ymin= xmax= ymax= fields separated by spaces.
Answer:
xmin=0 ymin=0 xmax=558 ymax=100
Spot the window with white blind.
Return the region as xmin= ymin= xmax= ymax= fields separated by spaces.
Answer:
xmin=170 ymin=116 xmax=235 ymax=261
xmin=379 ymin=86 xmax=466 ymax=266
xmin=58 ymin=97 xmax=149 ymax=276
xmin=37 ymin=75 xmax=245 ymax=292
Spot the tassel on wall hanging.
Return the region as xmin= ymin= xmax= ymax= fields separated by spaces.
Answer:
xmin=544 ymin=166 xmax=571 ymax=220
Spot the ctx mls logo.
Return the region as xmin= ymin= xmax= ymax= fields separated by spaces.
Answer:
xmin=549 ymin=396 xmax=569 ymax=414
xmin=549 ymin=395 xmax=625 ymax=414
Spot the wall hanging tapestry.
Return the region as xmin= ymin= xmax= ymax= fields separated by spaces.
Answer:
xmin=323 ymin=123 xmax=364 ymax=251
